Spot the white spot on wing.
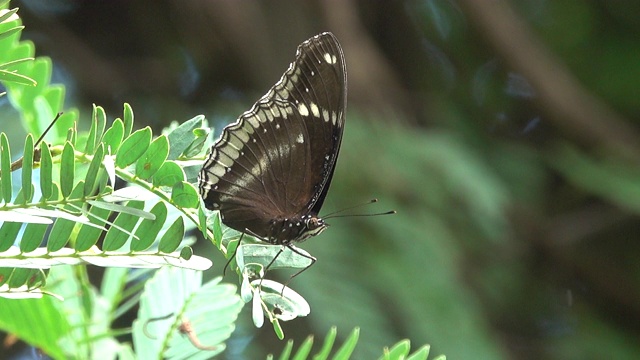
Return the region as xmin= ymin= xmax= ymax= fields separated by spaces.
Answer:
xmin=323 ymin=53 xmax=337 ymax=64
xmin=310 ymin=103 xmax=320 ymax=118
xmin=298 ymin=103 xmax=309 ymax=116
xmin=296 ymin=134 xmax=304 ymax=144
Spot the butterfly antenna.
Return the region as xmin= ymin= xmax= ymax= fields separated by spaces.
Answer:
xmin=323 ymin=198 xmax=396 ymax=219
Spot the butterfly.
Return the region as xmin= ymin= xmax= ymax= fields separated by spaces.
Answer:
xmin=198 ymin=32 xmax=346 ymax=266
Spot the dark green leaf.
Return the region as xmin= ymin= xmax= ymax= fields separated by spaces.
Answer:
xmin=115 ymin=127 xmax=151 ymax=168
xmin=75 ymin=204 xmax=111 ymax=252
xmin=60 ymin=141 xmax=75 ymax=198
xmin=0 ymin=268 xmax=13 ymax=286
xmin=20 ymin=223 xmax=48 ymax=252
xmin=166 ymin=115 xmax=205 ymax=160
xmin=171 ymin=181 xmax=199 ymax=208
xmin=21 ymin=134 xmax=34 ymax=203
xmin=130 ymin=201 xmax=167 ymax=252
xmin=123 ymin=103 xmax=134 ymax=138
xmin=179 ymin=246 xmax=193 ymax=260
xmin=84 ymin=143 xmax=104 ymax=196
xmin=47 ymin=219 xmax=73 ymax=252
xmin=102 ymin=118 xmax=124 ymax=154
xmin=0 ymin=222 xmax=21 ymax=252
xmin=102 ymin=200 xmax=144 ymax=251
xmin=8 ymin=268 xmax=31 ymax=288
xmin=1 ymin=132 xmax=12 ymax=203
xmin=158 ymin=217 xmax=185 ymax=253
xmin=48 ymin=181 xmax=85 ymax=251
xmin=135 ymin=135 xmax=169 ymax=180
xmin=151 ymin=160 xmax=185 ymax=187
xmin=39 ymin=142 xmax=53 ymax=200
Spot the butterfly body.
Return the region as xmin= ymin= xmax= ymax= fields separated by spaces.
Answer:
xmin=198 ymin=32 xmax=346 ymax=246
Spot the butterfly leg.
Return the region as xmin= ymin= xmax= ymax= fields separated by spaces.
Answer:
xmin=280 ymin=245 xmax=317 ymax=293
xmin=223 ymin=232 xmax=245 ymax=276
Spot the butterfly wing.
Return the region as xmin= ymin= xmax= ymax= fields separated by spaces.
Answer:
xmin=198 ymin=32 xmax=346 ymax=240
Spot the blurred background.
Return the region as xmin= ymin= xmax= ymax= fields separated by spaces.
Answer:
xmin=5 ymin=0 xmax=640 ymax=359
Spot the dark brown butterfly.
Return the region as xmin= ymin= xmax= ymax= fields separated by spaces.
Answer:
xmin=198 ymin=32 xmax=346 ymax=254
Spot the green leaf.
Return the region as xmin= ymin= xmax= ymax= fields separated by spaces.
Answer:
xmin=102 ymin=200 xmax=144 ymax=251
xmin=48 ymin=181 xmax=85 ymax=252
xmin=179 ymin=246 xmax=193 ymax=260
xmin=382 ymin=340 xmax=411 ymax=360
xmin=0 ymin=221 xmax=21 ymax=251
xmin=20 ymin=133 xmax=34 ymax=202
xmin=134 ymin=269 xmax=243 ymax=360
xmin=241 ymin=244 xmax=313 ymax=270
xmin=8 ymin=268 xmax=32 ymax=288
xmin=181 ymin=128 xmax=208 ymax=158
xmin=84 ymin=105 xmax=98 ymax=154
xmin=171 ymin=181 xmax=199 ymax=208
xmin=19 ymin=222 xmax=48 ymax=252
xmin=212 ymin=212 xmax=222 ymax=247
xmin=277 ymin=340 xmax=294 ymax=360
xmin=0 ymin=132 xmax=12 ymax=203
xmin=0 ymin=268 xmax=12 ymax=286
xmin=0 ymin=287 xmax=70 ymax=360
xmin=87 ymin=199 xmax=155 ymax=220
xmin=333 ymin=327 xmax=360 ymax=360
xmin=102 ymin=118 xmax=124 ymax=154
xmin=130 ymin=201 xmax=167 ymax=252
xmin=0 ymin=25 xmax=24 ymax=41
xmin=0 ymin=67 xmax=36 ymax=86
xmin=123 ymin=103 xmax=134 ymax=138
xmin=166 ymin=115 xmax=205 ymax=160
xmin=151 ymin=160 xmax=185 ymax=188
xmin=65 ymin=123 xmax=76 ymax=145
xmin=75 ymin=204 xmax=111 ymax=252
xmin=158 ymin=217 xmax=185 ymax=253
xmin=60 ymin=141 xmax=75 ymax=198
xmin=135 ymin=135 xmax=169 ymax=180
xmin=115 ymin=127 xmax=151 ymax=168
xmin=315 ymin=327 xmax=337 ymax=360
xmin=272 ymin=319 xmax=285 ymax=340
xmin=406 ymin=345 xmax=431 ymax=360
xmin=93 ymin=105 xmax=107 ymax=152
xmin=84 ymin=143 xmax=104 ymax=196
xmin=292 ymin=336 xmax=314 ymax=360
xmin=0 ymin=7 xmax=18 ymax=23
xmin=39 ymin=141 xmax=53 ymax=200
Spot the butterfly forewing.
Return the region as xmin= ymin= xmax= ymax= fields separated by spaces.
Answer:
xmin=199 ymin=32 xmax=346 ymax=243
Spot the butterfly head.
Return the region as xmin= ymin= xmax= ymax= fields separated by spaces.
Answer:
xmin=268 ymin=214 xmax=329 ymax=244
